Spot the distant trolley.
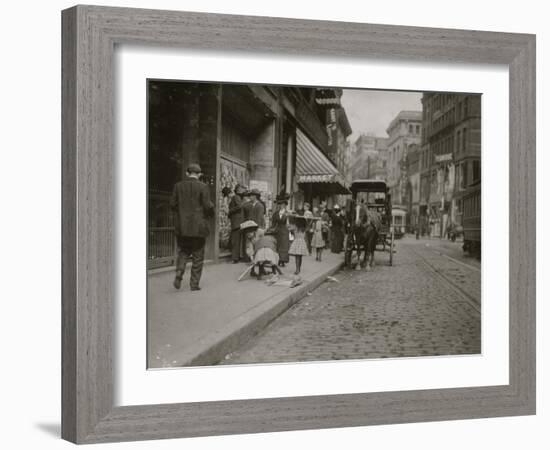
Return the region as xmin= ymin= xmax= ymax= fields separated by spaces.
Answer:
xmin=462 ymin=179 xmax=481 ymax=259
xmin=391 ymin=207 xmax=407 ymax=239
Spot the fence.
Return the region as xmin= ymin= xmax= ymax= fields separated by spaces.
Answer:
xmin=148 ymin=191 xmax=176 ymax=269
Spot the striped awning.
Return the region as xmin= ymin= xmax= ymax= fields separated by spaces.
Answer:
xmin=295 ymin=129 xmax=349 ymax=194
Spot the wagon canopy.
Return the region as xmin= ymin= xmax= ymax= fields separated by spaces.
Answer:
xmin=350 ymin=179 xmax=388 ymax=193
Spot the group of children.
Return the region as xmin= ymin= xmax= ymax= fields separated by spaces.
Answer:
xmin=250 ymin=209 xmax=327 ymax=280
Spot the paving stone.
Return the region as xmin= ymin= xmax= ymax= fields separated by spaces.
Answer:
xmin=221 ymin=238 xmax=481 ymax=365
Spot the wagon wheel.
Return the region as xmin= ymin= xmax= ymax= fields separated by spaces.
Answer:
xmin=344 ymin=248 xmax=351 ymax=268
xmin=389 ymin=228 xmax=395 ymax=266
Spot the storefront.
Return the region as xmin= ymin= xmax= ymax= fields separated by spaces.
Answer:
xmin=294 ymin=128 xmax=350 ymax=207
xmin=147 ymin=83 xmax=351 ymax=269
xmin=148 ymin=81 xmax=280 ymax=268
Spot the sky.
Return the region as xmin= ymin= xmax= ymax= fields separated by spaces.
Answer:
xmin=341 ymin=89 xmax=423 ymax=142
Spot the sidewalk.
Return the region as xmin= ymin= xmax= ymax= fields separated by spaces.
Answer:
xmin=148 ymin=251 xmax=344 ymax=368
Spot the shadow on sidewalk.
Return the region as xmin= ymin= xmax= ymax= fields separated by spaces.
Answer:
xmin=147 ymin=252 xmax=344 ymax=368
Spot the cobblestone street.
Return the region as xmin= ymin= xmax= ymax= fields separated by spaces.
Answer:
xmin=221 ymin=237 xmax=481 ymax=365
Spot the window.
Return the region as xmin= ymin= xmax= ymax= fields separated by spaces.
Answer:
xmin=462 ymin=127 xmax=467 ymax=152
xmin=409 ymin=124 xmax=413 ymax=134
xmin=472 ymin=159 xmax=481 ymax=182
xmin=416 ymin=125 xmax=420 ymax=134
xmin=462 ymin=161 xmax=469 ymax=188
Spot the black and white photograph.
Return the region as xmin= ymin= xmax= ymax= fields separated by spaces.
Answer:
xmin=147 ymin=81 xmax=481 ymax=368
xmin=2 ymin=0 xmax=545 ymax=446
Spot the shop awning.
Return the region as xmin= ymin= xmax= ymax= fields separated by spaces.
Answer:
xmin=295 ymin=128 xmax=350 ymax=194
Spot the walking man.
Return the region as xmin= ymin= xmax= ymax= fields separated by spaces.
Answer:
xmin=228 ymin=184 xmax=246 ymax=263
xmin=171 ymin=163 xmax=214 ymax=291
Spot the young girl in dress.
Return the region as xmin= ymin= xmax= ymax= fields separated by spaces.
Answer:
xmin=310 ymin=218 xmax=325 ymax=261
xmin=289 ymin=216 xmax=308 ymax=275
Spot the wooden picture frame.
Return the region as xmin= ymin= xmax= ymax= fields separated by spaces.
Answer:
xmin=62 ymin=5 xmax=536 ymax=444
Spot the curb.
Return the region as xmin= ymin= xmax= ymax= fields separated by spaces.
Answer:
xmin=167 ymin=260 xmax=344 ymax=367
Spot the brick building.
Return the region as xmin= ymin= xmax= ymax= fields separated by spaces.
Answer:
xmin=420 ymin=93 xmax=481 ymax=237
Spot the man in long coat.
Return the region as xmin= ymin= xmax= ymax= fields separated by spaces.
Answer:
xmin=227 ymin=184 xmax=246 ymax=263
xmin=171 ymin=163 xmax=214 ymax=291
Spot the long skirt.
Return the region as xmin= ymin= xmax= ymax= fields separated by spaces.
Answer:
xmin=331 ymin=226 xmax=344 ymax=253
xmin=275 ymin=226 xmax=290 ymax=262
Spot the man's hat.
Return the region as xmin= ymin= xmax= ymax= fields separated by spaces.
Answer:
xmin=187 ymin=163 xmax=202 ymax=174
xmin=234 ymin=184 xmax=245 ymax=193
xmin=249 ymin=188 xmax=261 ymax=197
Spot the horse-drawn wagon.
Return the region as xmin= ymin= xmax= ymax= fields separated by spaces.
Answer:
xmin=344 ymin=179 xmax=395 ymax=268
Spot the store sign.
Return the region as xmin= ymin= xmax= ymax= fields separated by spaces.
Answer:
xmin=435 ymin=153 xmax=453 ymax=163
xmin=249 ymin=180 xmax=268 ymax=192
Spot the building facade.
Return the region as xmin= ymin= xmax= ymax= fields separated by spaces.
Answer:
xmin=386 ymin=111 xmax=422 ymax=208
xmin=148 ymin=82 xmax=350 ymax=268
xmin=404 ymin=143 xmax=421 ymax=230
xmin=315 ymin=88 xmax=353 ymax=206
xmin=420 ymin=93 xmax=481 ymax=237
xmin=369 ymin=137 xmax=389 ymax=180
xmin=351 ymin=134 xmax=388 ymax=181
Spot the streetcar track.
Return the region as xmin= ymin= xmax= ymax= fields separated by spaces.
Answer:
xmin=423 ymin=244 xmax=481 ymax=272
xmin=440 ymin=252 xmax=480 ymax=272
xmin=408 ymin=246 xmax=481 ymax=314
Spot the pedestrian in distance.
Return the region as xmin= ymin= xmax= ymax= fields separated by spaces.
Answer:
xmin=311 ymin=218 xmax=325 ymax=261
xmin=271 ymin=194 xmax=290 ymax=267
xmin=227 ymin=184 xmax=246 ymax=263
xmin=171 ymin=163 xmax=214 ymax=291
xmin=289 ymin=215 xmax=309 ymax=275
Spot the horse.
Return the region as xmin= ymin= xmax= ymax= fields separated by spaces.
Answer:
xmin=344 ymin=201 xmax=378 ymax=269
